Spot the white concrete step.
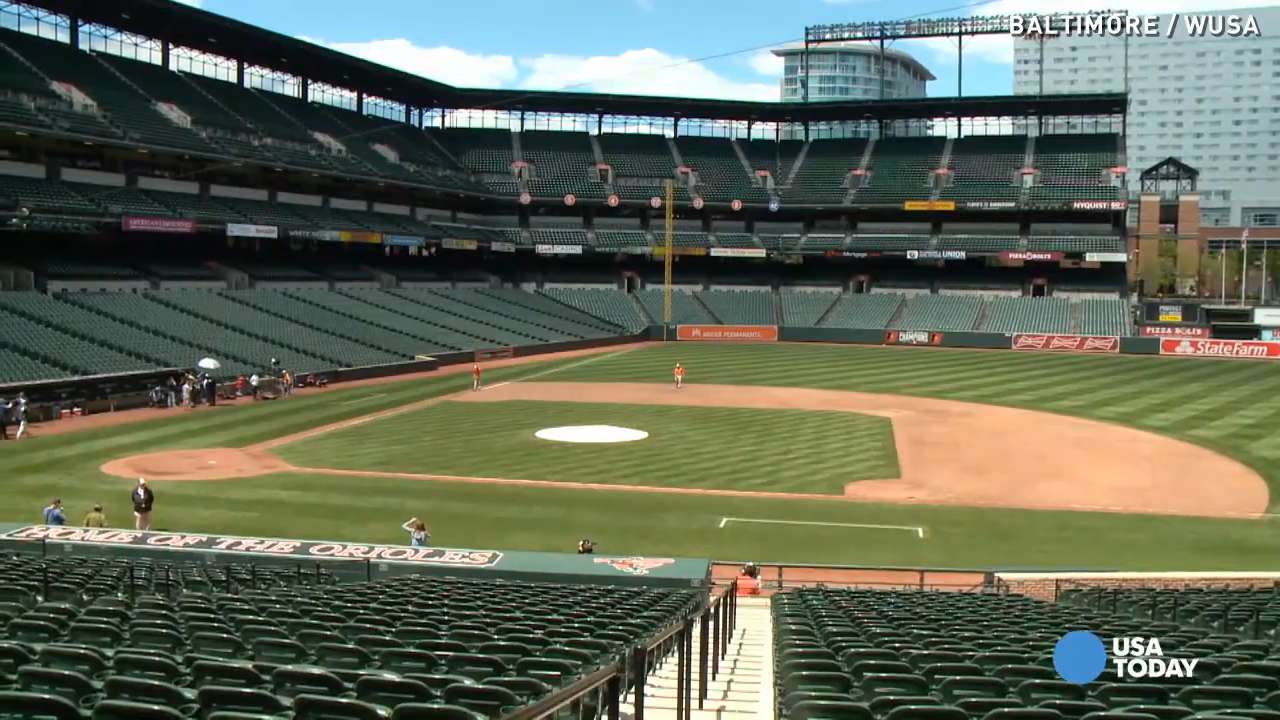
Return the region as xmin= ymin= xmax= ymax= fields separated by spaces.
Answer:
xmin=637 ymin=597 xmax=774 ymax=720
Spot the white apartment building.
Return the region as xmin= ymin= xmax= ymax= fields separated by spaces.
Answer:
xmin=1013 ymin=6 xmax=1280 ymax=227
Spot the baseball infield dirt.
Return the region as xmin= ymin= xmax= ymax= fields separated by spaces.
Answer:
xmin=97 ymin=379 xmax=1268 ymax=519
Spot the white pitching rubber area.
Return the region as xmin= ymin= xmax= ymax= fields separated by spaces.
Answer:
xmin=534 ymin=425 xmax=649 ymax=444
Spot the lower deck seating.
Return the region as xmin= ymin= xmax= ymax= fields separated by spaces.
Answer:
xmin=634 ymin=289 xmax=714 ymax=325
xmin=980 ymin=297 xmax=1071 ymax=334
xmin=1077 ymin=297 xmax=1132 ymax=336
xmin=0 ymin=552 xmax=697 ymax=720
xmin=895 ymin=295 xmax=982 ymax=332
xmin=780 ymin=290 xmax=840 ymax=326
xmin=775 ymin=586 xmax=1280 ymax=720
xmin=819 ymin=294 xmax=904 ymax=330
xmin=696 ymin=289 xmax=775 ymax=325
xmin=540 ymin=288 xmax=647 ymax=331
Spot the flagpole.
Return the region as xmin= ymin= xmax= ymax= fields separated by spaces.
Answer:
xmin=1265 ymin=242 xmax=1270 ymax=305
xmin=1220 ymin=248 xmax=1226 ymax=304
xmin=1242 ymin=230 xmax=1249 ymax=305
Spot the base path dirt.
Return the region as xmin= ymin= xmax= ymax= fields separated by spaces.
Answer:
xmin=455 ymin=382 xmax=1268 ymax=519
xmin=98 ymin=380 xmax=1269 ymax=519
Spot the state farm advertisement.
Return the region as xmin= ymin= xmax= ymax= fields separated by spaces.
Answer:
xmin=1159 ymin=338 xmax=1280 ymax=359
xmin=1012 ymin=334 xmax=1120 ymax=354
xmin=676 ymin=325 xmax=778 ymax=342
xmin=1139 ymin=326 xmax=1209 ymax=338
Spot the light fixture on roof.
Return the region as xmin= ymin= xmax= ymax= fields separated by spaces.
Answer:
xmin=121 ymin=13 xmax=130 ymax=19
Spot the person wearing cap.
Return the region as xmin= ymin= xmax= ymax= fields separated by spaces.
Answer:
xmin=82 ymin=504 xmax=107 ymax=528
xmin=42 ymin=499 xmax=65 ymax=526
xmin=132 ymin=478 xmax=154 ymax=531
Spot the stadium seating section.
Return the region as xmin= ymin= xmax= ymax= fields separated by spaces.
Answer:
xmin=0 ymin=552 xmax=696 ymax=720
xmin=0 ymin=28 xmax=1130 ymax=211
xmin=776 ymin=586 xmax=1280 ymax=720
xmin=0 ymin=282 xmax=1136 ymax=385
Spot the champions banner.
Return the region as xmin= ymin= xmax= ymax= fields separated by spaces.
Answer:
xmin=676 ymin=325 xmax=778 ymax=342
xmin=3 ymin=525 xmax=503 ymax=567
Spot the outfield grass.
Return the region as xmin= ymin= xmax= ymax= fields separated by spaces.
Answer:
xmin=275 ymin=400 xmax=898 ymax=494
xmin=7 ymin=343 xmax=1280 ymax=569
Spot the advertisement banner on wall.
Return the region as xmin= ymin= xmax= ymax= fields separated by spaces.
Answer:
xmin=651 ymin=246 xmax=707 ymax=257
xmin=709 ymin=247 xmax=767 ymax=258
xmin=1139 ymin=325 xmax=1210 ymax=338
xmin=998 ymin=251 xmax=1064 ymax=262
xmin=339 ymin=230 xmax=382 ymax=244
xmin=676 ymin=325 xmax=778 ymax=342
xmin=383 ymin=234 xmax=425 ymax=247
xmin=122 ymin=216 xmax=196 ymax=234
xmin=535 ymin=244 xmax=584 ymax=256
xmin=1253 ymin=308 xmax=1280 ymax=326
xmin=441 ymin=238 xmax=479 ymax=251
xmin=1157 ymin=305 xmax=1184 ymax=323
xmin=1071 ymin=200 xmax=1128 ymax=211
xmin=906 ymin=250 xmax=966 ymax=260
xmin=1159 ymin=338 xmax=1280 ymax=359
xmin=902 ymin=200 xmax=956 ymax=211
xmin=1012 ymin=334 xmax=1120 ymax=353
xmin=1084 ymin=252 xmax=1128 ymax=263
xmin=488 ymin=241 xmax=516 ymax=253
xmin=884 ymin=330 xmax=943 ymax=346
xmin=962 ymin=201 xmax=1017 ymax=210
xmin=225 ymin=223 xmax=279 ymax=239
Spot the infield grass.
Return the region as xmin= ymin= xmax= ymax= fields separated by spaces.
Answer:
xmin=7 ymin=342 xmax=1280 ymax=569
xmin=275 ymin=400 xmax=899 ymax=494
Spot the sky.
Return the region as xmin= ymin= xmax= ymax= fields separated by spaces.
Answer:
xmin=175 ymin=0 xmax=1261 ymax=102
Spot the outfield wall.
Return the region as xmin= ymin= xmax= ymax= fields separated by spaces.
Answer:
xmin=668 ymin=324 xmax=1170 ymax=355
xmin=997 ymin=571 xmax=1280 ymax=602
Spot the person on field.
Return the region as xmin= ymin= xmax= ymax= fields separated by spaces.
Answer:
xmin=82 ymin=505 xmax=107 ymax=528
xmin=42 ymin=499 xmax=65 ymax=526
xmin=0 ymin=395 xmax=8 ymax=440
xmin=401 ymin=517 xmax=430 ymax=547
xmin=673 ymin=362 xmax=685 ymax=390
xmin=250 ymin=373 xmax=260 ymax=400
xmin=472 ymin=363 xmax=482 ymax=392
xmin=132 ymin=478 xmax=154 ymax=531
xmin=577 ymin=539 xmax=595 ymax=554
xmin=11 ymin=394 xmax=28 ymax=439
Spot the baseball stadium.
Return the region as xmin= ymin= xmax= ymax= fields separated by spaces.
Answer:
xmin=1 ymin=1 xmax=1280 ymax=718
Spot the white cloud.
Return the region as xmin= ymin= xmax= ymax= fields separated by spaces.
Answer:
xmin=302 ymin=37 xmax=518 ymax=88
xmin=747 ymin=50 xmax=784 ymax=77
xmin=519 ymin=48 xmax=779 ymax=101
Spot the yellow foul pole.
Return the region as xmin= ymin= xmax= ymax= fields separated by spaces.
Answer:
xmin=663 ymin=179 xmax=674 ymax=331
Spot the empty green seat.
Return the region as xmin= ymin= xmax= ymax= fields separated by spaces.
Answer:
xmin=91 ymin=699 xmax=187 ymax=720
xmin=356 ymin=676 xmax=437 ymax=707
xmin=0 ymin=691 xmax=84 ymax=720
xmin=389 ymin=703 xmax=485 ymax=720
xmin=294 ymin=693 xmax=392 ymax=720
xmin=197 ymin=685 xmax=289 ymax=716
xmin=441 ymin=684 xmax=520 ymax=719
xmin=102 ymin=676 xmax=196 ymax=713
xmin=16 ymin=666 xmax=99 ymax=708
xmin=190 ymin=660 xmax=268 ymax=690
xmin=881 ymin=704 xmax=965 ymax=720
xmin=272 ymin=666 xmax=347 ymax=699
xmin=1176 ymin=686 xmax=1254 ymax=712
xmin=789 ymin=699 xmax=874 ymax=720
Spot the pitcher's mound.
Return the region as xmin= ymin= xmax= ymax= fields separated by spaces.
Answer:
xmin=100 ymin=448 xmax=291 ymax=481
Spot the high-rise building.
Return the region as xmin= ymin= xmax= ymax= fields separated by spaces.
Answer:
xmin=1013 ymin=6 xmax=1280 ymax=227
xmin=772 ymin=42 xmax=933 ymax=139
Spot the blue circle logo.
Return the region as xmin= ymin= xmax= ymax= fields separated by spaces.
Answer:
xmin=1054 ymin=631 xmax=1107 ymax=684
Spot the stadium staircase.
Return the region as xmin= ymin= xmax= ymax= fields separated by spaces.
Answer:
xmin=642 ymin=596 xmax=772 ymax=720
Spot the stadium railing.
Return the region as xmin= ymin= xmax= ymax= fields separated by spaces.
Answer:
xmin=712 ymin=560 xmax=996 ymax=593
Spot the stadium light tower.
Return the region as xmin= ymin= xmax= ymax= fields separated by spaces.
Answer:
xmin=801 ymin=14 xmax=1093 ymax=101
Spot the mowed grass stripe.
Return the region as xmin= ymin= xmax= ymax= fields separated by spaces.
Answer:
xmin=275 ymin=400 xmax=899 ymax=495
xmin=543 ymin=343 xmax=1280 ymax=506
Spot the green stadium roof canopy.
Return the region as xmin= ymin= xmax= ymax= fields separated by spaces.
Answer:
xmin=26 ymin=0 xmax=1126 ymax=123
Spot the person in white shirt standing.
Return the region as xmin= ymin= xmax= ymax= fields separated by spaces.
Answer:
xmin=401 ymin=517 xmax=430 ymax=547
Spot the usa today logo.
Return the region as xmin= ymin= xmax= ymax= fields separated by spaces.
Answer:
xmin=1053 ymin=631 xmax=1200 ymax=683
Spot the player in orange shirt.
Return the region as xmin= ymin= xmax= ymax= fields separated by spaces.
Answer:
xmin=472 ymin=363 xmax=482 ymax=392
xmin=673 ymin=362 xmax=685 ymax=389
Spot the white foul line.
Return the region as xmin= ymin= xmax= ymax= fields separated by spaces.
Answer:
xmin=482 ymin=345 xmax=640 ymax=392
xmin=719 ymin=516 xmax=926 ymax=539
